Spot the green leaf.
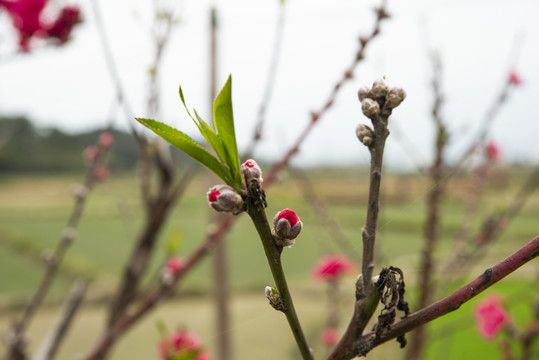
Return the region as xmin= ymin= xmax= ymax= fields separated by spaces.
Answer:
xmin=155 ymin=319 xmax=169 ymax=337
xmin=165 ymin=231 xmax=183 ymax=257
xmin=136 ymin=118 xmax=232 ymax=184
xmin=192 ymin=108 xmax=228 ymax=166
xmin=213 ymin=75 xmax=241 ymax=187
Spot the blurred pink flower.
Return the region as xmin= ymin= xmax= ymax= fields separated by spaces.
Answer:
xmin=0 ymin=0 xmax=48 ymax=51
xmin=312 ymin=254 xmax=356 ymax=281
xmin=320 ymin=327 xmax=339 ymax=346
xmin=83 ymin=145 xmax=99 ymax=163
xmin=474 ymin=294 xmax=510 ymax=340
xmin=94 ymin=165 xmax=110 ymax=180
xmin=486 ymin=142 xmax=500 ymax=163
xmin=159 ymin=330 xmax=210 ymax=360
xmin=98 ymin=131 xmax=114 ymax=148
xmin=45 ymin=5 xmax=80 ymax=43
xmin=165 ymin=256 xmax=184 ymax=276
xmin=508 ymin=70 xmax=522 ymax=86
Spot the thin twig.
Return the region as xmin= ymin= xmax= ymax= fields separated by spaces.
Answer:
xmin=406 ymin=51 xmax=448 ymax=360
xmin=32 ymin=281 xmax=87 ymax=360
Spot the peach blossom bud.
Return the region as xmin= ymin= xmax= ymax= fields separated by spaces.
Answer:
xmin=385 ymin=87 xmax=406 ymax=109
xmin=357 ymin=86 xmax=371 ymax=101
xmin=94 ymin=165 xmax=111 ymax=180
xmin=241 ymin=159 xmax=263 ymax=183
xmin=207 ymin=185 xmax=243 ymax=213
xmin=99 ymin=132 xmax=114 ymax=147
xmin=84 ymin=145 xmax=99 ymax=164
xmin=272 ymin=208 xmax=303 ymax=247
xmin=361 ymin=98 xmax=380 ymax=119
xmin=320 ymin=328 xmax=339 ymax=346
xmin=371 ymin=78 xmax=389 ymax=98
xmin=474 ymin=294 xmax=510 ymax=340
xmin=356 ymin=124 xmax=375 ymax=147
xmin=508 ymin=70 xmax=522 ymax=86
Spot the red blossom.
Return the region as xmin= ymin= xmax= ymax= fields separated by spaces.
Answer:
xmin=312 ymin=254 xmax=356 ymax=281
xmin=1 ymin=0 xmax=48 ymax=51
xmin=320 ymin=328 xmax=339 ymax=346
xmin=46 ymin=5 xmax=80 ymax=43
xmin=508 ymin=70 xmax=522 ymax=86
xmin=474 ymin=294 xmax=510 ymax=340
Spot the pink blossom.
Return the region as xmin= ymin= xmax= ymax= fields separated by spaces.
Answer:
xmin=45 ymin=5 xmax=80 ymax=43
xmin=98 ymin=131 xmax=114 ymax=147
xmin=508 ymin=70 xmax=522 ymax=86
xmin=94 ymin=165 xmax=110 ymax=180
xmin=1 ymin=0 xmax=48 ymax=51
xmin=84 ymin=145 xmax=99 ymax=163
xmin=159 ymin=330 xmax=210 ymax=360
xmin=312 ymin=254 xmax=356 ymax=281
xmin=474 ymin=294 xmax=510 ymax=340
xmin=165 ymin=256 xmax=184 ymax=276
xmin=320 ymin=328 xmax=339 ymax=346
xmin=486 ymin=142 xmax=500 ymax=162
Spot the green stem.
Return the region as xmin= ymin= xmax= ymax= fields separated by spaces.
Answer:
xmin=247 ymin=204 xmax=313 ymax=360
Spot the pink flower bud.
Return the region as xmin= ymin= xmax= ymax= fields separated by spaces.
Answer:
xmin=165 ymin=256 xmax=184 ymax=275
xmin=508 ymin=70 xmax=522 ymax=86
xmin=320 ymin=328 xmax=339 ymax=346
xmin=99 ymin=131 xmax=114 ymax=147
xmin=272 ymin=209 xmax=303 ymax=246
xmin=94 ymin=165 xmax=110 ymax=180
xmin=159 ymin=329 xmax=210 ymax=360
xmin=241 ymin=159 xmax=263 ymax=183
xmin=207 ymin=185 xmax=243 ymax=213
xmin=474 ymin=294 xmax=510 ymax=340
xmin=312 ymin=254 xmax=356 ymax=281
xmin=486 ymin=142 xmax=500 ymax=162
xmin=84 ymin=145 xmax=99 ymax=164
xmin=46 ymin=6 xmax=81 ymax=44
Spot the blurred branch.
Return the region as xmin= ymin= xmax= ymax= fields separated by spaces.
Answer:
xmin=244 ymin=1 xmax=287 ymax=156
xmin=5 ymin=138 xmax=111 ymax=360
xmin=32 ymin=280 xmax=87 ymax=360
xmin=406 ymin=51 xmax=448 ymax=360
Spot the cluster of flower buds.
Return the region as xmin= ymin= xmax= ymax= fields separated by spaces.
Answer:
xmin=161 ymin=256 xmax=184 ymax=285
xmin=272 ymin=209 xmax=303 ymax=247
xmin=358 ymin=77 xmax=406 ymax=121
xmin=356 ymin=124 xmax=375 ymax=147
xmin=207 ymin=185 xmax=243 ymax=213
xmin=241 ymin=159 xmax=263 ymax=183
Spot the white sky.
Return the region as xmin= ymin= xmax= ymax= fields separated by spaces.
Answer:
xmin=1 ymin=0 xmax=538 ymax=169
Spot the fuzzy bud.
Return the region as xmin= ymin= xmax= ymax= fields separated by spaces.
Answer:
xmin=207 ymin=185 xmax=243 ymax=213
xmin=160 ymin=256 xmax=184 ymax=285
xmin=241 ymin=159 xmax=263 ymax=183
xmin=385 ymin=87 xmax=406 ymax=109
xmin=265 ymin=286 xmax=285 ymax=311
xmin=371 ymin=78 xmax=389 ymax=98
xmin=272 ymin=209 xmax=303 ymax=247
xmin=357 ymin=86 xmax=371 ymax=102
xmin=361 ymin=98 xmax=380 ymax=119
xmin=356 ymin=124 xmax=375 ymax=147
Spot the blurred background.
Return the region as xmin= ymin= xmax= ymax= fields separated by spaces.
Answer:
xmin=0 ymin=0 xmax=538 ymax=359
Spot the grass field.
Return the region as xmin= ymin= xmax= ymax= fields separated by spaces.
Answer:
xmin=0 ymin=167 xmax=537 ymax=359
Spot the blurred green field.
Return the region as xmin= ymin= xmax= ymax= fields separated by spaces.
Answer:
xmin=0 ymin=168 xmax=537 ymax=359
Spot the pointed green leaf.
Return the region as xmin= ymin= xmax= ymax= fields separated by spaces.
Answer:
xmin=164 ymin=231 xmax=183 ymax=257
xmin=136 ymin=118 xmax=231 ymax=183
xmin=213 ymin=75 xmax=241 ymax=186
xmin=192 ymin=108 xmax=229 ymax=165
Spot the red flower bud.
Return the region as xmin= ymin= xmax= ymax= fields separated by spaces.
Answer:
xmin=99 ymin=131 xmax=114 ymax=147
xmin=207 ymin=185 xmax=243 ymax=213
xmin=312 ymin=254 xmax=356 ymax=281
xmin=165 ymin=256 xmax=183 ymax=275
xmin=241 ymin=159 xmax=263 ymax=183
xmin=272 ymin=209 xmax=303 ymax=247
xmin=474 ymin=294 xmax=510 ymax=340
xmin=508 ymin=70 xmax=522 ymax=86
xmin=320 ymin=328 xmax=339 ymax=346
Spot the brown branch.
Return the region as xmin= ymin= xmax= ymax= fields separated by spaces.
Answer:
xmin=342 ymin=236 xmax=539 ymax=359
xmin=407 ymin=52 xmax=448 ymax=360
xmin=33 ymin=280 xmax=87 ymax=360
